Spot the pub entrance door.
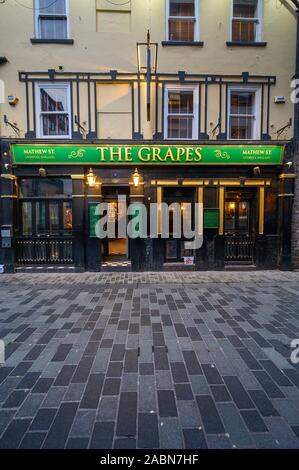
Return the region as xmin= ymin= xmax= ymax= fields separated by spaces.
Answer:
xmin=163 ymin=187 xmax=196 ymax=263
xmin=102 ymin=187 xmax=129 ymax=262
xmin=224 ymin=189 xmax=256 ymax=264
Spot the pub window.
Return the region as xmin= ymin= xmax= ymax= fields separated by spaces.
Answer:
xmin=228 ymin=87 xmax=260 ymax=140
xmin=19 ymin=178 xmax=73 ymax=237
xmin=35 ymin=0 xmax=69 ymax=40
xmin=166 ymin=0 xmax=199 ymax=42
xmin=36 ymin=83 xmax=71 ymax=138
xmin=231 ymin=0 xmax=262 ymax=43
xmin=164 ymin=85 xmax=199 ymax=140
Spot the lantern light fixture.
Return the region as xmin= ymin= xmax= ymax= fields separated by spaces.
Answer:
xmin=86 ymin=168 xmax=97 ymax=188
xmin=132 ymin=168 xmax=141 ymax=188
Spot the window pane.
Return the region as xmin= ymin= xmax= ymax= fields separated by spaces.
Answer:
xmin=40 ymin=87 xmax=68 ymax=112
xmin=225 ymin=202 xmax=236 ymax=232
xmin=230 ymin=116 xmax=255 ymax=139
xmin=49 ymin=202 xmax=59 ymax=234
xmin=63 ymin=202 xmax=73 ymax=233
xmin=168 ymin=116 xmax=193 ymax=139
xmin=20 ymin=179 xmax=72 ymax=198
xmin=22 ymin=202 xmax=32 ymax=235
xmin=39 ymin=0 xmax=66 ymax=15
xmin=233 ymin=0 xmax=257 ymax=18
xmin=39 ymin=18 xmax=67 ymax=39
xmin=42 ymin=114 xmax=69 ymax=136
xmin=169 ymin=0 xmax=195 ymax=17
xmin=36 ymin=202 xmax=47 ymax=234
xmin=232 ymin=19 xmax=256 ymax=42
xmin=239 ymin=202 xmax=249 ymax=231
xmin=231 ymin=91 xmax=255 ymax=115
xmin=168 ymin=91 xmax=194 ymax=114
xmin=169 ymin=19 xmax=194 ymax=41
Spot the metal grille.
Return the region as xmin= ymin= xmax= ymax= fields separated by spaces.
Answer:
xmin=16 ymin=238 xmax=73 ymax=265
xmin=225 ymin=235 xmax=254 ymax=263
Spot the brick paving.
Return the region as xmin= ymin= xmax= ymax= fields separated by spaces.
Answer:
xmin=0 ymin=271 xmax=299 ymax=449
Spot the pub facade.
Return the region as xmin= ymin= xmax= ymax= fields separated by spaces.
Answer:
xmin=0 ymin=0 xmax=296 ymax=272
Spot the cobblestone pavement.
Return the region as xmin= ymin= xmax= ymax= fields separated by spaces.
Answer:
xmin=0 ymin=271 xmax=299 ymax=449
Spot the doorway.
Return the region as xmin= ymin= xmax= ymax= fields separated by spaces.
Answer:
xmin=102 ymin=187 xmax=129 ymax=262
xmin=224 ymin=189 xmax=256 ymax=263
xmin=163 ymin=187 xmax=196 ymax=263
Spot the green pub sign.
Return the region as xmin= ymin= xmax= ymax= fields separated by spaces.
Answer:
xmin=11 ymin=144 xmax=284 ymax=166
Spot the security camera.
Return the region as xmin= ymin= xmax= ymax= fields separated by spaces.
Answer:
xmin=39 ymin=167 xmax=47 ymax=177
xmin=7 ymin=95 xmax=19 ymax=106
xmin=285 ymin=161 xmax=293 ymax=169
xmin=253 ymin=166 xmax=261 ymax=176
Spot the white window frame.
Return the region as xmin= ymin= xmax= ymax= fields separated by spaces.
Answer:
xmin=36 ymin=82 xmax=72 ymax=139
xmin=166 ymin=0 xmax=200 ymax=42
xmin=227 ymin=86 xmax=261 ymax=140
xmin=230 ymin=0 xmax=263 ymax=42
xmin=164 ymin=84 xmax=199 ymax=140
xmin=34 ymin=0 xmax=70 ymax=40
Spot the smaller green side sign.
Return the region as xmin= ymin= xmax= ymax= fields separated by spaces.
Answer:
xmin=204 ymin=210 xmax=219 ymax=229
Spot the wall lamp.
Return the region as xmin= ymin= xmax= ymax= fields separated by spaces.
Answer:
xmin=132 ymin=168 xmax=141 ymax=188
xmin=86 ymin=168 xmax=101 ymax=188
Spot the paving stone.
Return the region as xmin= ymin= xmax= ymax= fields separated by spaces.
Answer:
xmin=139 ymin=375 xmax=157 ymax=412
xmin=196 ymin=395 xmax=225 ymax=434
xmin=210 ymin=385 xmax=232 ymax=402
xmin=116 ymin=392 xmax=137 ymax=437
xmin=140 ymin=363 xmax=154 ymax=375
xmin=19 ymin=432 xmax=46 ymax=449
xmin=102 ymin=378 xmax=121 ymax=396
xmin=223 ymin=376 xmax=255 ymax=409
xmin=183 ymin=351 xmax=202 ymax=375
xmin=241 ymin=410 xmax=268 ymax=432
xmin=30 ymin=408 xmax=57 ymax=431
xmin=90 ymin=421 xmax=114 ymax=449
xmin=183 ymin=428 xmax=207 ymax=449
xmin=174 ymin=383 xmax=194 ymax=401
xmin=202 ymin=363 xmax=223 ymax=385
xmin=80 ymin=374 xmax=104 ymax=408
xmin=2 ymin=390 xmax=29 ymax=408
xmin=54 ymin=365 xmax=76 ymax=386
xmin=177 ymin=400 xmax=201 ymax=427
xmin=159 ymin=418 xmax=183 ymax=449
xmin=42 ymin=402 xmax=78 ymax=449
xmin=0 ymin=419 xmax=31 ymax=449
xmin=114 ymin=438 xmax=136 ymax=449
xmin=97 ymin=396 xmax=119 ymax=421
xmin=66 ymin=437 xmax=89 ymax=449
xmin=138 ymin=413 xmax=159 ymax=448
xmin=158 ymin=390 xmax=178 ymax=417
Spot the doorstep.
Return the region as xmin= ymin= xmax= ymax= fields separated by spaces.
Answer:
xmin=16 ymin=266 xmax=79 ymax=273
xmin=225 ymin=264 xmax=257 ymax=271
xmin=163 ymin=262 xmax=196 ymax=272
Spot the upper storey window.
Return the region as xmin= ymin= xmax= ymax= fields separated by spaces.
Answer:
xmin=36 ymin=83 xmax=71 ymax=139
xmin=166 ymin=0 xmax=199 ymax=42
xmin=35 ymin=0 xmax=69 ymax=40
xmin=231 ymin=0 xmax=262 ymax=43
